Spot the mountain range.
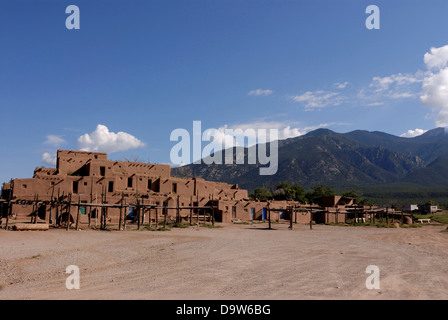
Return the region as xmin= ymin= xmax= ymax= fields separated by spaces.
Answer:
xmin=171 ymin=127 xmax=448 ymax=206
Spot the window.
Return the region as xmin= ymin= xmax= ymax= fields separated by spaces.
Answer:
xmin=108 ymin=181 xmax=114 ymax=193
xmin=73 ymin=181 xmax=79 ymax=194
xmin=127 ymin=177 xmax=133 ymax=188
xmin=22 ymin=184 xmax=27 ymax=189
xmin=100 ymin=166 xmax=106 ymax=176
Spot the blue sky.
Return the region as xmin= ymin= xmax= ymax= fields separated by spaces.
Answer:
xmin=1 ymin=0 xmax=448 ymax=183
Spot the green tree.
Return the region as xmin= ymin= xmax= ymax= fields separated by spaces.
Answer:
xmin=273 ymin=181 xmax=295 ymax=201
xmin=292 ymin=183 xmax=306 ymax=203
xmin=250 ymin=187 xmax=273 ymax=201
xmin=305 ymin=184 xmax=334 ymax=205
xmin=342 ymin=190 xmax=359 ymax=200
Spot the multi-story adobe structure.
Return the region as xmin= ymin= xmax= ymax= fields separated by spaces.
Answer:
xmin=2 ymin=150 xmax=327 ymax=226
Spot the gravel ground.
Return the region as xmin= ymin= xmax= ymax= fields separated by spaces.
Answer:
xmin=1 ymin=222 xmax=447 ymax=300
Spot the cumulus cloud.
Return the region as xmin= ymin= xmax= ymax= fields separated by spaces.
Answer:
xmin=290 ymin=91 xmax=345 ymax=110
xmin=424 ymin=45 xmax=448 ymax=70
xmin=77 ymin=124 xmax=145 ymax=153
xmin=400 ymin=128 xmax=428 ymax=138
xmin=41 ymin=152 xmax=57 ymax=166
xmin=43 ymin=135 xmax=66 ymax=147
xmin=420 ymin=45 xmax=448 ymax=127
xmin=248 ymin=89 xmax=273 ymax=96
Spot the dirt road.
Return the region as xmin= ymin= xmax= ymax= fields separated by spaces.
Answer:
xmin=1 ymin=223 xmax=447 ymax=300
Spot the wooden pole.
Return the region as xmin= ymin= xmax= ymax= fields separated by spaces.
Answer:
xmin=118 ymin=193 xmax=123 ymax=231
xmin=211 ymin=195 xmax=215 ymax=227
xmin=289 ymin=207 xmax=293 ymax=229
xmin=137 ymin=197 xmax=141 ymax=230
xmin=176 ymin=195 xmax=180 ymax=224
xmin=196 ymin=194 xmax=199 ymax=225
xmin=55 ymin=189 xmax=60 ymax=226
xmin=75 ymin=196 xmax=81 ymax=230
xmin=189 ymin=196 xmax=193 ymax=225
xmin=30 ymin=194 xmax=36 ymax=223
xmin=123 ymin=199 xmax=127 ymax=231
xmin=66 ymin=193 xmax=71 ymax=231
xmin=5 ymin=185 xmax=13 ymax=230
xmin=88 ymin=178 xmax=93 ymax=227
xmin=49 ymin=184 xmax=55 ymax=225
xmin=163 ymin=203 xmax=167 ymax=229
xmin=309 ymin=210 xmax=313 ymax=230
xmin=268 ymin=202 xmax=271 ymax=230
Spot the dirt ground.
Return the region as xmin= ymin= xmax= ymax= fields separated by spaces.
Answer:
xmin=1 ymin=222 xmax=448 ymax=300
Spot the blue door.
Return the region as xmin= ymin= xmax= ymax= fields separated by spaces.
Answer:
xmin=250 ymin=208 xmax=255 ymax=220
xmin=262 ymin=208 xmax=267 ymax=220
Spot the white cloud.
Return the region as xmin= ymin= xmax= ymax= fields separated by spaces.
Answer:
xmin=41 ymin=152 xmax=57 ymax=166
xmin=368 ymin=72 xmax=424 ymax=101
xmin=290 ymin=91 xmax=345 ymax=110
xmin=206 ymin=121 xmax=338 ymax=149
xmin=424 ymin=45 xmax=448 ymax=70
xmin=248 ymin=89 xmax=273 ymax=96
xmin=334 ymin=82 xmax=349 ymax=89
xmin=44 ymin=135 xmax=66 ymax=147
xmin=400 ymin=128 xmax=428 ymax=138
xmin=420 ymin=45 xmax=448 ymax=127
xmin=77 ymin=124 xmax=145 ymax=153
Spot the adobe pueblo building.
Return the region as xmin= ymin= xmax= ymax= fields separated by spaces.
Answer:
xmin=0 ymin=149 xmax=363 ymax=229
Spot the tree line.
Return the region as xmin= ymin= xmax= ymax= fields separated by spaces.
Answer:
xmin=249 ymin=181 xmax=373 ymax=206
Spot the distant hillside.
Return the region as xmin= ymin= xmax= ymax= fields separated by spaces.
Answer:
xmin=401 ymin=156 xmax=448 ymax=186
xmin=172 ymin=128 xmax=437 ymax=192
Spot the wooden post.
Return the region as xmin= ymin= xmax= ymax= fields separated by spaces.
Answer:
xmin=55 ymin=189 xmax=60 ymax=226
xmin=75 ymin=197 xmax=81 ymax=230
xmin=211 ymin=195 xmax=215 ymax=227
xmin=88 ymin=178 xmax=93 ymax=227
xmin=66 ymin=193 xmax=71 ymax=231
xmin=137 ymin=197 xmax=141 ymax=230
xmin=289 ymin=208 xmax=293 ymax=229
xmin=30 ymin=194 xmax=36 ymax=223
xmin=189 ymin=196 xmax=193 ymax=225
xmin=309 ymin=210 xmax=313 ymax=230
xmin=49 ymin=184 xmax=55 ymax=225
xmin=5 ymin=187 xmax=13 ymax=230
xmin=118 ymin=193 xmax=123 ymax=231
xmin=268 ymin=202 xmax=271 ymax=230
xmin=163 ymin=203 xmax=167 ymax=229
xmin=176 ymin=195 xmax=180 ymax=224
xmin=123 ymin=200 xmax=127 ymax=231
xmin=196 ymin=194 xmax=200 ymax=226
